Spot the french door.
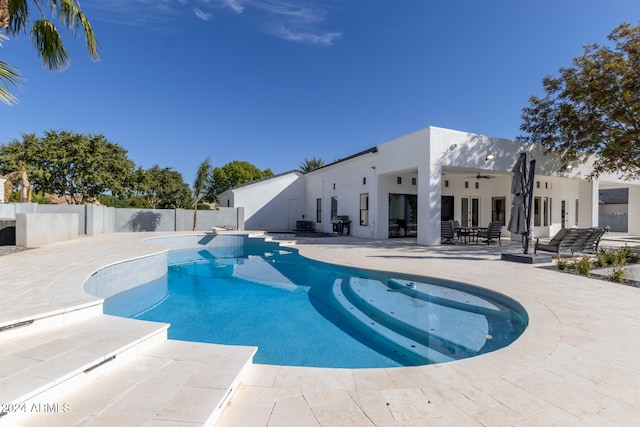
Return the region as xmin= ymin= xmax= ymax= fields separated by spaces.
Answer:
xmin=461 ymin=197 xmax=480 ymax=227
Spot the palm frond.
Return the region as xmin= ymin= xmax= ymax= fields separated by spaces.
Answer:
xmin=0 ymin=59 xmax=22 ymax=105
xmin=30 ymin=19 xmax=70 ymax=70
xmin=54 ymin=0 xmax=99 ymax=60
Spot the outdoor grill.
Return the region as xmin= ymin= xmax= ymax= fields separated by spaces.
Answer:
xmin=330 ymin=215 xmax=351 ymax=235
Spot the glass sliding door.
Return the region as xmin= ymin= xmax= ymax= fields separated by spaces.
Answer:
xmin=461 ymin=197 xmax=480 ymax=227
xmin=441 ymin=196 xmax=454 ymax=221
xmin=389 ymin=194 xmax=417 ymax=237
xmin=492 ymin=197 xmax=506 ymax=224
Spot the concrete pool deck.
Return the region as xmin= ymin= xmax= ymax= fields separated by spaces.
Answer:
xmin=2 ymin=232 xmax=640 ymax=425
xmin=218 ymin=233 xmax=640 ymax=426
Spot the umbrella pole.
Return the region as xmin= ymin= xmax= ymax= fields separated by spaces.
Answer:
xmin=523 ymin=158 xmax=536 ymax=254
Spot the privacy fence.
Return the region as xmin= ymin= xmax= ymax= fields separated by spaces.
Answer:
xmin=0 ymin=203 xmax=244 ymax=247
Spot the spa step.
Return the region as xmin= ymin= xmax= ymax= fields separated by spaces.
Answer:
xmin=10 ymin=339 xmax=257 ymax=427
xmin=339 ymin=277 xmax=501 ymax=364
xmin=0 ymin=314 xmax=169 ymax=411
xmin=330 ymin=278 xmax=450 ymax=365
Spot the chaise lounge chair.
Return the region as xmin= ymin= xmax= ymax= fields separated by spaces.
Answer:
xmin=574 ymin=227 xmax=607 ymax=254
xmin=477 ymin=221 xmax=503 ymax=245
xmin=534 ymin=228 xmax=583 ymax=255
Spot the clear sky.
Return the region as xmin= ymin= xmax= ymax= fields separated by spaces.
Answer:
xmin=2 ymin=0 xmax=640 ymax=183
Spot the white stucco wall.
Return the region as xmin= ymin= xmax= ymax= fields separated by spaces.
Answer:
xmin=216 ymin=126 xmax=640 ymax=244
xmin=305 ymin=152 xmax=377 ymax=237
xmin=224 ymin=172 xmax=305 ymax=231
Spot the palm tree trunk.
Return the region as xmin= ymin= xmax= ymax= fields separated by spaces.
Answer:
xmin=193 ymin=204 xmax=198 ymax=231
xmin=0 ymin=0 xmax=9 ymax=29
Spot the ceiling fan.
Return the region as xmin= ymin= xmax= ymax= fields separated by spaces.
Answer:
xmin=465 ymin=173 xmax=496 ymax=180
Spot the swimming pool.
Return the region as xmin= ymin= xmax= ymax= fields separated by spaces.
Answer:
xmin=103 ymin=243 xmax=528 ymax=368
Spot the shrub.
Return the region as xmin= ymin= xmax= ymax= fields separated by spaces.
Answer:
xmin=609 ymin=267 xmax=627 ymax=283
xmin=556 ymin=256 xmax=569 ymax=271
xmin=575 ymin=255 xmax=592 ymax=276
xmin=594 ymin=250 xmax=608 ymax=268
xmin=628 ymin=250 xmax=640 ymax=264
xmin=614 ymin=247 xmax=630 ymax=266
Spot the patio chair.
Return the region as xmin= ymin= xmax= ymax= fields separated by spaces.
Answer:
xmin=575 ymin=228 xmax=607 ymax=254
xmin=440 ymin=221 xmax=456 ymax=244
xmin=453 ymin=220 xmax=470 ymax=243
xmin=534 ymin=228 xmax=583 ymax=255
xmin=477 ymin=221 xmax=503 ymax=245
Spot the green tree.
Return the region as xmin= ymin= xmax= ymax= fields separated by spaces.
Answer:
xmin=299 ymin=156 xmax=325 ymax=172
xmin=0 ymin=130 xmax=134 ymax=203
xmin=519 ymin=22 xmax=640 ymax=180
xmin=136 ymin=165 xmax=191 ymax=209
xmin=0 ymin=0 xmax=98 ymax=104
xmin=96 ymin=193 xmax=147 ymax=208
xmin=205 ymin=160 xmax=273 ymax=201
xmin=192 ymin=157 xmax=211 ymax=230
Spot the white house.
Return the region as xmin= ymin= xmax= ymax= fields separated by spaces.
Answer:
xmin=220 ymin=126 xmax=640 ymax=245
xmin=218 ymin=171 xmax=305 ymax=231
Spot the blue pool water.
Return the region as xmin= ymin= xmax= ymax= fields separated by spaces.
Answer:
xmin=104 ymin=245 xmax=528 ymax=368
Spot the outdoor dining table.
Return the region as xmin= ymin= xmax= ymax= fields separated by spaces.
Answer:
xmin=455 ymin=226 xmax=486 ymax=244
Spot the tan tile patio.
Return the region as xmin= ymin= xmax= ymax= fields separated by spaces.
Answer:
xmin=1 ymin=232 xmax=640 ymax=426
xmin=217 ymin=234 xmax=640 ymax=426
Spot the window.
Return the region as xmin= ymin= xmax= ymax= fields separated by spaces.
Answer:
xmin=575 ymin=199 xmax=579 ymax=226
xmin=331 ymin=197 xmax=338 ymax=218
xmin=316 ymin=198 xmax=322 ymax=223
xmin=534 ymin=196 xmax=551 ymax=226
xmin=543 ymin=196 xmax=549 ymax=226
xmin=475 ymin=182 xmax=479 ymax=189
xmin=465 ymin=181 xmax=469 ymax=189
xmin=360 ymin=193 xmax=369 ymax=225
xmin=363 ymin=177 xmax=366 ymax=185
xmin=333 ymin=183 xmax=336 ymax=190
xmin=492 ymin=197 xmax=506 ymax=223
xmin=411 ymin=177 xmax=416 ymax=185
xmin=444 ymin=180 xmax=449 ymax=188
xmin=397 ymin=177 xmax=402 ymax=185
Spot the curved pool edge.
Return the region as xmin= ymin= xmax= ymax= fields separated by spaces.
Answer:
xmin=30 ymin=232 xmax=554 ymax=377
xmin=8 ymin=232 xmax=639 ymax=424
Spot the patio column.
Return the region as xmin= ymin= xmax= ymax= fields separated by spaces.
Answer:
xmin=590 ymin=179 xmax=599 ymax=228
xmin=628 ymin=186 xmax=640 ymax=235
xmin=417 ymin=163 xmax=441 ymax=245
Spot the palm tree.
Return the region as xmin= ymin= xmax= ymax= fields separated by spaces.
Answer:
xmin=0 ymin=34 xmax=21 ymax=104
xmin=0 ymin=0 xmax=98 ymax=104
xmin=192 ymin=157 xmax=211 ymax=231
xmin=299 ymin=156 xmax=325 ymax=173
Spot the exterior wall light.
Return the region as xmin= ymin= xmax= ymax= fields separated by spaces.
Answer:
xmin=485 ymin=154 xmax=495 ymax=161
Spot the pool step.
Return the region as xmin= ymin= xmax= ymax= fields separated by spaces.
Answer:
xmin=11 ymin=339 xmax=257 ymax=427
xmin=329 ymin=278 xmax=452 ymax=365
xmin=330 ymin=276 xmax=497 ymax=365
xmin=0 ymin=314 xmax=169 ymax=412
xmin=342 ymin=278 xmax=493 ymax=361
xmin=2 ymin=314 xmax=257 ymax=426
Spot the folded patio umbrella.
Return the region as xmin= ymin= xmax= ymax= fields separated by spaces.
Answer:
xmin=507 ymin=155 xmax=528 ymax=235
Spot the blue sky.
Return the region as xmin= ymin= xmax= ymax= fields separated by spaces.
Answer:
xmin=2 ymin=0 xmax=640 ymax=183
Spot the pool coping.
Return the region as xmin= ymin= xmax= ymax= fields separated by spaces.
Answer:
xmin=3 ymin=232 xmax=640 ymax=425
xmin=219 ymin=234 xmax=640 ymax=426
